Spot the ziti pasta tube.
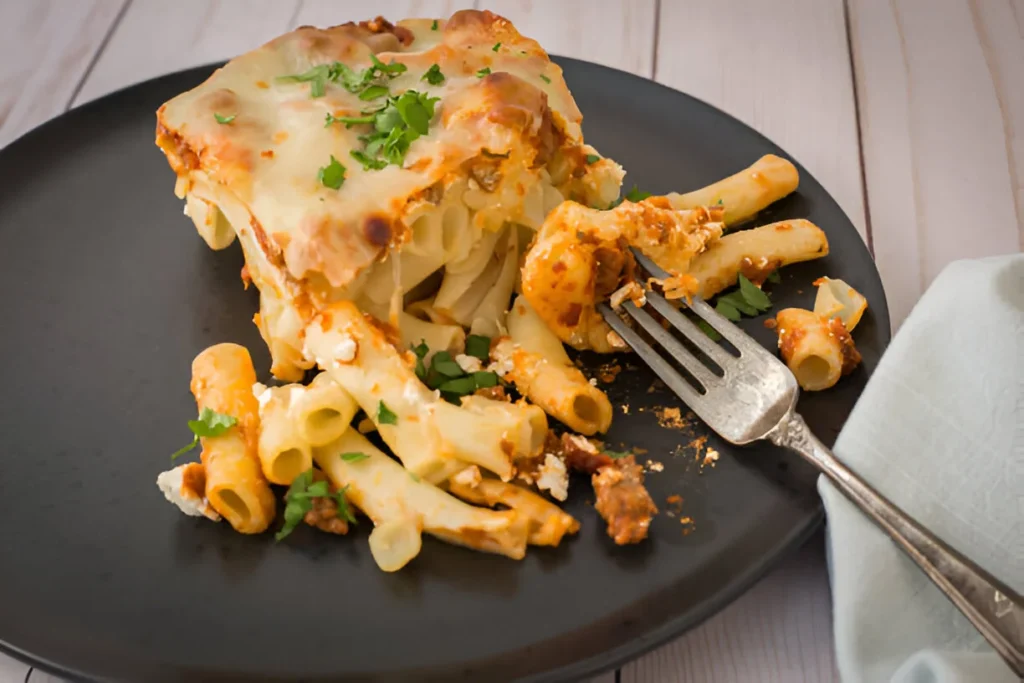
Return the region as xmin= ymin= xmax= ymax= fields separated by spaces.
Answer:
xmin=495 ymin=296 xmax=613 ymax=435
xmin=668 ymin=154 xmax=799 ymax=226
xmin=687 ymin=219 xmax=829 ymax=299
xmin=191 ymin=343 xmax=276 ymax=533
xmin=314 ymin=429 xmax=528 ymax=571
xmin=775 ymin=308 xmax=862 ymax=391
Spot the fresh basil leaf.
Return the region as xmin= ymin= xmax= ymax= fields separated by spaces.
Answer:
xmin=377 ymin=400 xmax=398 ymax=425
xmin=213 ymin=113 xmax=236 ymax=124
xmin=431 ymin=19 xmax=439 ymax=30
xmin=476 ymin=67 xmax=491 ymax=77
xmin=318 ymin=155 xmax=346 ymax=190
xmin=492 ymin=42 xmax=501 ymax=52
xmin=341 ymin=452 xmax=370 ymax=463
xmin=412 ymin=340 xmax=429 ymax=358
xmin=465 ymin=334 xmax=491 ymax=362
xmin=585 ymin=154 xmax=600 ymax=164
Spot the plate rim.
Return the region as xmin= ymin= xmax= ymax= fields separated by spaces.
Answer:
xmin=0 ymin=55 xmax=890 ymax=682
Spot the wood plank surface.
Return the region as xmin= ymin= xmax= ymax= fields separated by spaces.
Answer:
xmin=482 ymin=0 xmax=657 ymax=76
xmin=623 ymin=533 xmax=838 ymax=683
xmin=292 ymin=0 xmax=477 ymax=29
xmin=0 ymin=0 xmax=128 ymax=148
xmin=72 ymin=0 xmax=301 ymax=106
xmin=847 ymin=0 xmax=1023 ymax=326
xmin=653 ymin=0 xmax=867 ymax=243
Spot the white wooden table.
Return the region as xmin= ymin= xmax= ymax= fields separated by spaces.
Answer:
xmin=1 ymin=1 xmax=1019 ymax=681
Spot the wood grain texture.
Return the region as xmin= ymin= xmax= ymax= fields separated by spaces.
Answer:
xmin=653 ymin=0 xmax=867 ymax=242
xmin=291 ymin=0 xmax=476 ymax=29
xmin=481 ymin=0 xmax=657 ymax=76
xmin=0 ymin=0 xmax=128 ymax=148
xmin=848 ymin=0 xmax=1024 ymax=327
xmin=624 ymin=532 xmax=838 ymax=683
xmin=73 ymin=0 xmax=301 ymax=106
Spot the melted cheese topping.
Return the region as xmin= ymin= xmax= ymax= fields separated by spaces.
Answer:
xmin=157 ymin=10 xmax=595 ymax=295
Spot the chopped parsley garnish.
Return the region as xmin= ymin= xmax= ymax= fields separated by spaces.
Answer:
xmin=377 ymin=400 xmax=398 ymax=425
xmin=476 ymin=67 xmax=492 ymax=77
xmin=350 ymin=149 xmax=388 ymax=171
xmin=317 ymin=155 xmax=346 ymax=190
xmin=341 ymin=90 xmax=440 ymax=169
xmin=430 ymin=351 xmax=465 ymax=378
xmin=358 ymin=84 xmax=389 ymax=101
xmin=340 ymin=452 xmax=370 ymax=463
xmin=492 ymin=42 xmax=501 ymax=52
xmin=278 ymin=55 xmax=407 ymax=100
xmin=431 ymin=19 xmax=439 ymax=30
xmin=412 ymin=339 xmax=429 ymax=379
xmin=275 ymin=469 xmax=355 ymax=541
xmin=409 ymin=472 xmax=421 ymax=482
xmin=716 ymin=198 xmax=724 ymax=205
xmin=412 ymin=339 xmax=500 ymax=402
xmin=213 ymin=113 xmax=236 ymax=124
xmin=370 ymin=53 xmax=407 ymax=76
xmin=713 ymin=274 xmax=774 ymax=322
xmin=539 ymin=74 xmax=551 ymax=84
xmin=171 ymin=408 xmax=237 ymax=460
xmin=437 ymin=376 xmax=476 ymax=395
xmin=608 ymin=185 xmax=652 ymax=209
xmin=422 ymin=64 xmax=445 ymax=85
xmin=472 ymin=371 xmax=498 ymax=388
xmin=585 ymin=154 xmax=600 ymax=164
xmin=766 ymin=270 xmax=782 ymax=284
xmin=605 ymin=449 xmax=631 ymax=459
xmin=696 ymin=320 xmax=722 ymax=342
xmin=465 ymin=334 xmax=491 ymax=362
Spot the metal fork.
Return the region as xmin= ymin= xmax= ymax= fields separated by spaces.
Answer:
xmin=598 ymin=251 xmax=1023 ymax=677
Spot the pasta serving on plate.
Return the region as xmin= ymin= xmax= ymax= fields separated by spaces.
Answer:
xmin=154 ymin=10 xmax=869 ymax=571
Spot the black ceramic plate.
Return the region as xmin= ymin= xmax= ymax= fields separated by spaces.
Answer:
xmin=0 ymin=58 xmax=889 ymax=682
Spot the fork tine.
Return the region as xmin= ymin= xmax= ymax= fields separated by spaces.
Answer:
xmin=631 ymin=249 xmax=669 ymax=279
xmin=619 ymin=301 xmax=723 ymax=389
xmin=598 ymin=303 xmax=705 ymax=408
xmin=643 ymin=291 xmax=735 ymax=367
xmin=685 ymin=297 xmax=772 ymax=356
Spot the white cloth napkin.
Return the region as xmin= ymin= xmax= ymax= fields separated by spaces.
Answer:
xmin=820 ymin=254 xmax=1023 ymax=683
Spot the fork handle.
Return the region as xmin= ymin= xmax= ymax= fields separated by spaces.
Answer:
xmin=769 ymin=411 xmax=1023 ymax=676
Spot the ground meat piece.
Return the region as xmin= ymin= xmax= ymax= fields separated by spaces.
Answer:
xmin=555 ymin=431 xmax=612 ymax=474
xmin=592 ymin=456 xmax=657 ymax=545
xmin=303 ymin=471 xmax=350 ymax=535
